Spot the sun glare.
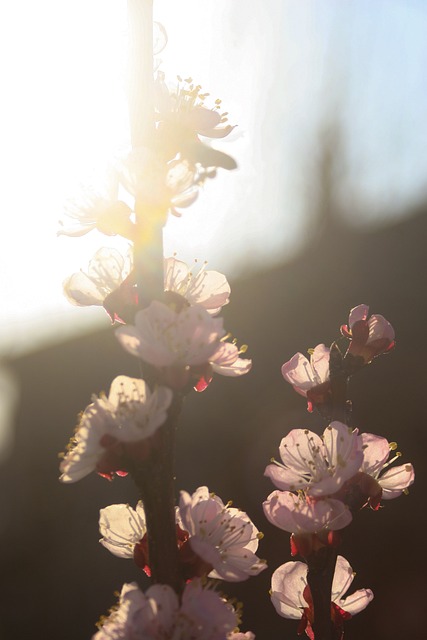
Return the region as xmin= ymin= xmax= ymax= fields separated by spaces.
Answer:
xmin=0 ymin=0 xmax=243 ymax=354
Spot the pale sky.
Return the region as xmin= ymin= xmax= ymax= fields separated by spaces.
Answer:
xmin=0 ymin=0 xmax=426 ymax=356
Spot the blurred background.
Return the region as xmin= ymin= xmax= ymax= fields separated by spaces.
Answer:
xmin=0 ymin=1 xmax=426 ymax=638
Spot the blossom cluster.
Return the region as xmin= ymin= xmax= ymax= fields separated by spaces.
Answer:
xmin=57 ymin=12 xmax=415 ymax=637
xmin=58 ymin=53 xmax=261 ymax=637
xmin=58 ymin=68 xmax=237 ymax=240
xmin=99 ymin=486 xmax=266 ymax=583
xmin=60 ymin=254 xmax=252 ymax=483
xmin=93 ymin=580 xmax=242 ymax=640
xmin=262 ymin=304 xmax=414 ymax=637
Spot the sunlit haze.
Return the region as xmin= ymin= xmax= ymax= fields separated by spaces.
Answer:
xmin=1 ymin=0 xmax=426 ymax=355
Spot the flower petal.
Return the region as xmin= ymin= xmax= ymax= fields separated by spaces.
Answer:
xmin=348 ymin=305 xmax=369 ymax=329
xmin=360 ymin=433 xmax=390 ymax=476
xmin=271 ymin=561 xmax=307 ymax=619
xmin=340 ymin=588 xmax=374 ymax=615
xmin=379 ymin=463 xmax=415 ymax=498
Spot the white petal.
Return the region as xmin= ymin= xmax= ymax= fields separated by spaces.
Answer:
xmin=380 ymin=463 xmax=415 ymax=498
xmin=367 ymin=314 xmax=395 ymax=343
xmin=310 ymin=344 xmax=330 ymax=382
xmin=264 ymin=463 xmax=307 ymax=492
xmin=99 ymin=503 xmax=146 ymax=559
xmin=360 ymin=432 xmax=390 ymax=475
xmin=270 ymin=561 xmax=307 ymax=619
xmin=340 ymin=588 xmax=374 ymax=615
xmin=322 ymin=422 xmax=363 ymax=487
xmin=348 ymin=304 xmax=369 ymax=329
xmin=331 ymin=555 xmax=354 ymax=602
xmin=278 ymin=429 xmax=324 ymax=476
xmin=108 ymin=376 xmax=148 ymax=408
xmin=281 ymin=353 xmax=312 ymax=393
xmin=63 ymin=271 xmax=105 ymax=306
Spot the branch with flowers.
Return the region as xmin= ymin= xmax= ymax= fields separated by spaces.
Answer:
xmin=57 ymin=3 xmax=414 ymax=639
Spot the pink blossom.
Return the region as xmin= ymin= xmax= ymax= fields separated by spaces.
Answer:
xmin=263 ymin=490 xmax=352 ymax=534
xmin=93 ymin=580 xmax=239 ymax=640
xmin=265 ymin=422 xmax=363 ymax=497
xmin=63 ymin=247 xmax=132 ymax=308
xmin=63 ymin=254 xmax=231 ymax=326
xmin=116 ymin=301 xmax=251 ymax=390
xmin=209 ymin=342 xmax=252 ymax=377
xmin=59 ymin=376 xmax=172 ymax=483
xmin=164 ymin=257 xmax=230 ymax=315
xmin=116 ymin=301 xmax=225 ymax=367
xmin=58 ymin=176 xmax=133 ymax=239
xmin=271 ymin=556 xmax=373 ymax=638
xmin=341 ymin=304 xmax=395 ymax=363
xmin=178 ymin=486 xmax=266 ymax=582
xmin=360 ymin=432 xmax=415 ymax=500
xmin=281 ymin=344 xmax=331 ymax=411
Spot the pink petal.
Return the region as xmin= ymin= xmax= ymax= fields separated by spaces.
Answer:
xmin=380 ymin=463 xmax=415 ymax=498
xmin=340 ymin=588 xmax=374 ymax=615
xmin=278 ymin=429 xmax=324 ymax=475
xmin=360 ymin=433 xmax=390 ymax=475
xmin=348 ymin=304 xmax=369 ymax=329
xmin=331 ymin=555 xmax=355 ymax=602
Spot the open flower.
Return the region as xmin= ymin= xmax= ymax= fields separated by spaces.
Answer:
xmin=64 ymin=253 xmax=230 ymax=326
xmin=155 ymin=72 xmax=236 ymax=139
xmin=178 ymin=486 xmax=266 ymax=582
xmin=63 ymin=247 xmax=133 ymax=308
xmin=117 ymin=148 xmax=201 ymax=216
xmin=271 ymin=555 xmax=373 ymax=638
xmin=99 ymin=502 xmax=147 ymax=559
xmin=281 ymin=344 xmax=330 ymax=412
xmin=99 ymin=491 xmax=265 ymax=583
xmin=265 ymin=422 xmax=363 ymax=497
xmin=93 ymin=580 xmax=239 ymax=640
xmin=164 ymin=257 xmax=230 ymax=315
xmin=341 ymin=304 xmax=395 ymax=363
xmin=154 ymin=72 xmax=237 ymax=170
xmin=263 ymin=490 xmax=352 ymax=535
xmin=360 ymin=433 xmax=415 ymax=498
xmin=58 ymin=176 xmax=134 ymax=239
xmin=116 ymin=300 xmax=251 ymax=390
xmin=116 ymin=301 xmax=224 ymax=367
xmin=59 ymin=376 xmax=172 ymax=483
xmin=98 ymin=501 xmax=189 ymax=577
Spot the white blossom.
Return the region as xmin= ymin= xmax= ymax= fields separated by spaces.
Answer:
xmin=63 ymin=247 xmax=132 ymax=307
xmin=271 ymin=555 xmax=373 ymax=622
xmin=116 ymin=301 xmax=225 ymax=367
xmin=263 ymin=490 xmax=352 ymax=534
xmin=99 ymin=503 xmax=146 ymax=559
xmin=164 ymin=257 xmax=230 ymax=315
xmin=360 ymin=432 xmax=415 ymax=499
xmin=58 ymin=176 xmax=133 ymax=238
xmin=178 ymin=486 xmax=266 ymax=582
xmin=265 ymin=422 xmax=363 ymax=497
xmin=59 ymin=376 xmax=172 ymax=483
xmin=281 ymin=344 xmax=330 ymax=398
xmin=93 ymin=580 xmax=239 ymax=640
